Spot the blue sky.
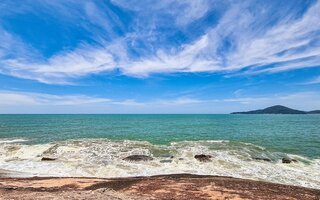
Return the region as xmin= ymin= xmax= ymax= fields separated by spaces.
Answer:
xmin=0 ymin=0 xmax=320 ymax=113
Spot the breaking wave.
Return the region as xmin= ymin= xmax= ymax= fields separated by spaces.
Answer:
xmin=0 ymin=138 xmax=319 ymax=189
xmin=0 ymin=138 xmax=29 ymax=144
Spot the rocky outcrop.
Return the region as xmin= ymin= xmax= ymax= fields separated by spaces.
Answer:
xmin=123 ymin=155 xmax=153 ymax=162
xmin=1 ymin=175 xmax=319 ymax=200
xmin=194 ymin=154 xmax=212 ymax=162
xmin=282 ymin=158 xmax=298 ymax=164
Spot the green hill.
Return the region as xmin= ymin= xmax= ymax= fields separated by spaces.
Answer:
xmin=231 ymin=105 xmax=319 ymax=114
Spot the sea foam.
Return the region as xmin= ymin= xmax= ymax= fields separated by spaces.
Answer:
xmin=0 ymin=138 xmax=29 ymax=144
xmin=0 ymin=139 xmax=319 ymax=189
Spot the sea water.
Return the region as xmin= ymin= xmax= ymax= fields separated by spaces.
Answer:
xmin=0 ymin=114 xmax=319 ymax=189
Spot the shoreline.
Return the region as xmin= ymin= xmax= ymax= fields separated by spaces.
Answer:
xmin=1 ymin=139 xmax=319 ymax=190
xmin=1 ymin=174 xmax=319 ymax=200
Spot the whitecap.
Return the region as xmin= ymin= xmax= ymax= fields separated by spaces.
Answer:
xmin=0 ymin=138 xmax=319 ymax=189
xmin=0 ymin=138 xmax=28 ymax=144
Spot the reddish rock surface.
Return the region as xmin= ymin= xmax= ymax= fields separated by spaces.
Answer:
xmin=0 ymin=174 xmax=319 ymax=200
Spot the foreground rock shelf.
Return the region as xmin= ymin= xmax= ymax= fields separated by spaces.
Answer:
xmin=0 ymin=174 xmax=319 ymax=200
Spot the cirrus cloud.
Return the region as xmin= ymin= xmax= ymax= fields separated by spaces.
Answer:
xmin=0 ymin=0 xmax=319 ymax=85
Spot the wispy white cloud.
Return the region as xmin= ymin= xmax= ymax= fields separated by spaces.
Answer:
xmin=111 ymin=99 xmax=145 ymax=106
xmin=227 ymin=1 xmax=320 ymax=73
xmin=217 ymin=92 xmax=320 ymax=112
xmin=0 ymin=0 xmax=319 ymax=84
xmin=0 ymin=26 xmax=38 ymax=60
xmin=121 ymin=35 xmax=221 ymax=76
xmin=1 ymin=90 xmax=319 ymax=114
xmin=111 ymin=0 xmax=213 ymax=26
xmin=0 ymin=90 xmax=110 ymax=106
xmin=155 ymin=97 xmax=204 ymax=106
xmin=123 ymin=0 xmax=320 ymax=75
xmin=303 ymin=76 xmax=320 ymax=85
xmin=1 ymin=45 xmax=117 ymax=84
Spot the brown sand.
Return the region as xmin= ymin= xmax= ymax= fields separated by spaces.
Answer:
xmin=0 ymin=174 xmax=319 ymax=200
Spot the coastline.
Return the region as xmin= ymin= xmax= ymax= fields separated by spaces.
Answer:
xmin=1 ymin=138 xmax=320 ymax=189
xmin=0 ymin=174 xmax=319 ymax=200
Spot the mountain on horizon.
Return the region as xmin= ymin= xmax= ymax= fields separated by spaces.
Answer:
xmin=231 ymin=105 xmax=320 ymax=114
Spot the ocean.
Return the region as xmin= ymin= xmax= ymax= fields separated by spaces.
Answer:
xmin=0 ymin=114 xmax=319 ymax=189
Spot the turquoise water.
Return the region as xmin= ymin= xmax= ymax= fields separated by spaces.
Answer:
xmin=0 ymin=114 xmax=319 ymax=158
xmin=0 ymin=114 xmax=320 ymax=189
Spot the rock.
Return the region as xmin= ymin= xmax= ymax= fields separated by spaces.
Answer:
xmin=282 ymin=158 xmax=291 ymax=163
xmin=282 ymin=158 xmax=298 ymax=164
xmin=160 ymin=160 xmax=172 ymax=163
xmin=252 ymin=157 xmax=271 ymax=162
xmin=123 ymin=155 xmax=153 ymax=162
xmin=41 ymin=157 xmax=56 ymax=161
xmin=194 ymin=154 xmax=212 ymax=162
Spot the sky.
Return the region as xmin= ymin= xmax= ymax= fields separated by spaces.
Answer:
xmin=0 ymin=0 xmax=320 ymax=114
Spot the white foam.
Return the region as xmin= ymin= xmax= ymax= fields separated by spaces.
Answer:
xmin=0 ymin=139 xmax=319 ymax=189
xmin=0 ymin=138 xmax=28 ymax=144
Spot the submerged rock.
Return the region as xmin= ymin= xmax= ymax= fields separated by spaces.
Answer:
xmin=41 ymin=157 xmax=56 ymax=161
xmin=252 ymin=157 xmax=272 ymax=162
xmin=159 ymin=154 xmax=174 ymax=159
xmin=123 ymin=155 xmax=153 ymax=162
xmin=160 ymin=160 xmax=172 ymax=163
xmin=194 ymin=154 xmax=212 ymax=162
xmin=282 ymin=158 xmax=298 ymax=164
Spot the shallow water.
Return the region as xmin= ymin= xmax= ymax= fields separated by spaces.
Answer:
xmin=0 ymin=114 xmax=319 ymax=189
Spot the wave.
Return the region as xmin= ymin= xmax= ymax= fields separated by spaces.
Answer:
xmin=0 ymin=138 xmax=29 ymax=144
xmin=0 ymin=138 xmax=319 ymax=189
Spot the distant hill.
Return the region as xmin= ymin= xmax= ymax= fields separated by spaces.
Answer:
xmin=307 ymin=110 xmax=320 ymax=114
xmin=231 ymin=105 xmax=320 ymax=114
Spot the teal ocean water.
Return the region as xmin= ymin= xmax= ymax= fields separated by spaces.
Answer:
xmin=0 ymin=114 xmax=319 ymax=189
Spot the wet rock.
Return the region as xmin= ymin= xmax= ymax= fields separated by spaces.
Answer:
xmin=160 ymin=160 xmax=172 ymax=163
xmin=252 ymin=157 xmax=271 ymax=162
xmin=160 ymin=154 xmax=174 ymax=159
xmin=282 ymin=158 xmax=298 ymax=164
xmin=194 ymin=154 xmax=212 ymax=162
xmin=123 ymin=155 xmax=153 ymax=162
xmin=41 ymin=157 xmax=56 ymax=161
xmin=282 ymin=158 xmax=291 ymax=163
